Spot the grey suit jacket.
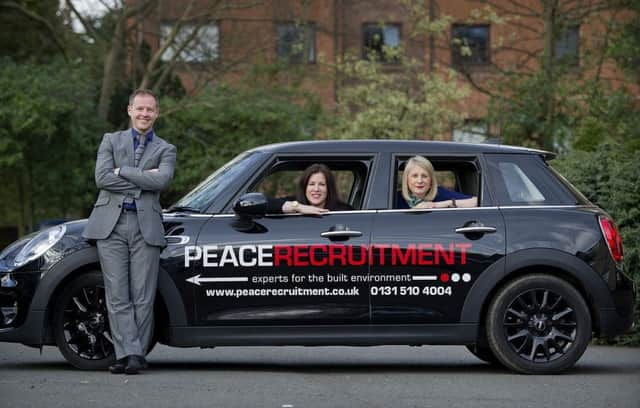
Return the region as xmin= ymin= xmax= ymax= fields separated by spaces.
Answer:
xmin=83 ymin=129 xmax=177 ymax=247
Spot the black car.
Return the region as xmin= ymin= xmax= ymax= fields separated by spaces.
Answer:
xmin=0 ymin=140 xmax=634 ymax=374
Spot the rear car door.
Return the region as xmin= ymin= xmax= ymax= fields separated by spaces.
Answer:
xmin=369 ymin=155 xmax=506 ymax=324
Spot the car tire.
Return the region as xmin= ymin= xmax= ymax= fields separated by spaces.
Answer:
xmin=53 ymin=272 xmax=115 ymax=370
xmin=52 ymin=272 xmax=158 ymax=370
xmin=465 ymin=344 xmax=501 ymax=365
xmin=486 ymin=274 xmax=592 ymax=374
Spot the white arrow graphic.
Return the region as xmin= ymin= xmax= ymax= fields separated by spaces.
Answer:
xmin=186 ymin=274 xmax=249 ymax=286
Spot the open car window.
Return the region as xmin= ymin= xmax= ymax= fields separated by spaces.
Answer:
xmin=393 ymin=156 xmax=481 ymax=208
xmin=235 ymin=156 xmax=373 ymax=212
xmin=255 ymin=169 xmax=356 ymax=203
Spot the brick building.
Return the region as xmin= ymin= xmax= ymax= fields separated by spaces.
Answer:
xmin=129 ymin=0 xmax=634 ymax=141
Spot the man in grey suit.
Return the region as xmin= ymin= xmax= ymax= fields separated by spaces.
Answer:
xmin=83 ymin=89 xmax=176 ymax=374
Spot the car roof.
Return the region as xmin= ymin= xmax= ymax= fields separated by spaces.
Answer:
xmin=249 ymin=140 xmax=555 ymax=159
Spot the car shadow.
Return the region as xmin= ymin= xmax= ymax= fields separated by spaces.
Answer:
xmin=0 ymin=360 xmax=504 ymax=374
xmin=148 ymin=360 xmax=506 ymax=374
xmin=1 ymin=357 xmax=638 ymax=375
xmin=135 ymin=360 xmax=639 ymax=376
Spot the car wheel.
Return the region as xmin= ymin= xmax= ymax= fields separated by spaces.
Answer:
xmin=53 ymin=272 xmax=115 ymax=370
xmin=486 ymin=274 xmax=592 ymax=374
xmin=465 ymin=344 xmax=501 ymax=365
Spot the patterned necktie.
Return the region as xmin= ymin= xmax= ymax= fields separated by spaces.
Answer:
xmin=134 ymin=134 xmax=147 ymax=167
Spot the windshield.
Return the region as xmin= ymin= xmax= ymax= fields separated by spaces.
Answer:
xmin=172 ymin=151 xmax=263 ymax=213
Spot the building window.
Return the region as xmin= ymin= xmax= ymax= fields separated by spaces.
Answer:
xmin=160 ymin=22 xmax=219 ymax=63
xmin=276 ymin=23 xmax=316 ymax=64
xmin=452 ymin=24 xmax=490 ymax=68
xmin=362 ymin=23 xmax=400 ymax=62
xmin=453 ymin=119 xmax=487 ymax=143
xmin=554 ymin=25 xmax=579 ymax=66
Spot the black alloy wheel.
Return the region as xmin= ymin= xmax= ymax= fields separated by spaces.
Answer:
xmin=486 ymin=274 xmax=591 ymax=374
xmin=53 ymin=272 xmax=115 ymax=370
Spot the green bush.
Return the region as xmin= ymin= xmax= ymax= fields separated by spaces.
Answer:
xmin=554 ymin=143 xmax=640 ymax=345
xmin=0 ymin=59 xmax=105 ymax=231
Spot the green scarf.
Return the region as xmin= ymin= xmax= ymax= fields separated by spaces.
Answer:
xmin=407 ymin=193 xmax=424 ymax=208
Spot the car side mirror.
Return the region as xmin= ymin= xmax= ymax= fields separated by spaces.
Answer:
xmin=233 ymin=192 xmax=268 ymax=218
xmin=232 ymin=193 xmax=268 ymax=233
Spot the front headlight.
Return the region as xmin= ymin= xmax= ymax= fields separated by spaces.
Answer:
xmin=13 ymin=225 xmax=66 ymax=268
xmin=0 ymin=236 xmax=32 ymax=261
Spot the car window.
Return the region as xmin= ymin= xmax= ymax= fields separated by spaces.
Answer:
xmin=256 ymin=170 xmax=356 ymax=201
xmin=393 ymin=157 xmax=480 ymax=208
xmin=242 ymin=158 xmax=372 ymax=211
xmin=497 ymin=162 xmax=545 ymax=202
xmin=485 ymin=153 xmax=579 ymax=206
xmin=173 ymin=151 xmax=264 ymax=213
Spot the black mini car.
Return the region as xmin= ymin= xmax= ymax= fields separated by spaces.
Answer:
xmin=0 ymin=140 xmax=634 ymax=374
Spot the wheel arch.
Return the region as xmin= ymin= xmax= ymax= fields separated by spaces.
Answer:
xmin=461 ymin=248 xmax=614 ymax=339
xmin=37 ymin=248 xmax=187 ymax=344
xmin=44 ymin=261 xmax=103 ymax=344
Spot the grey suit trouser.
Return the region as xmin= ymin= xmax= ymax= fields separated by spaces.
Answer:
xmin=96 ymin=211 xmax=160 ymax=359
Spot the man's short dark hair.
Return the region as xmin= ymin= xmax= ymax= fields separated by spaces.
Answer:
xmin=128 ymin=89 xmax=159 ymax=108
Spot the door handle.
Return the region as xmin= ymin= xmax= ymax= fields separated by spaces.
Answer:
xmin=165 ymin=235 xmax=190 ymax=245
xmin=320 ymin=230 xmax=363 ymax=239
xmin=455 ymin=226 xmax=497 ymax=234
xmin=320 ymin=224 xmax=363 ymax=240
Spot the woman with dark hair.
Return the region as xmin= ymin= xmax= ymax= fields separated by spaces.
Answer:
xmin=268 ymin=163 xmax=353 ymax=215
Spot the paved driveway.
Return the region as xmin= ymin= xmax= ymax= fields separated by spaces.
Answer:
xmin=1 ymin=343 xmax=638 ymax=408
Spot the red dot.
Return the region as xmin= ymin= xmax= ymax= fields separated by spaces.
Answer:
xmin=440 ymin=273 xmax=450 ymax=282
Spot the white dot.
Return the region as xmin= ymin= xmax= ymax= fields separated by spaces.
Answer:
xmin=462 ymin=273 xmax=471 ymax=282
xmin=451 ymin=273 xmax=460 ymax=282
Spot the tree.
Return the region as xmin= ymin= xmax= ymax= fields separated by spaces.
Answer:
xmin=0 ymin=59 xmax=105 ymax=233
xmin=0 ymin=0 xmax=68 ymax=62
xmin=607 ymin=0 xmax=640 ymax=84
xmin=328 ymin=52 xmax=469 ymax=139
xmin=64 ymin=0 xmax=158 ymax=121
xmin=325 ymin=0 xmax=469 ymax=139
xmin=63 ymin=0 xmax=276 ymax=123
xmin=571 ymin=84 xmax=640 ymax=152
xmin=456 ymin=0 xmax=637 ymax=150
xmin=554 ymin=143 xmax=640 ymax=344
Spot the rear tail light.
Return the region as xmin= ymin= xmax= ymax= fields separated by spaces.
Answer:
xmin=599 ymin=217 xmax=624 ymax=263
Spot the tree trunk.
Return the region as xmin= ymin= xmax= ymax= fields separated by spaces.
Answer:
xmin=541 ymin=0 xmax=558 ymax=148
xmin=16 ymin=172 xmax=26 ymax=236
xmin=97 ymin=17 xmax=125 ymax=121
xmin=27 ymin=161 xmax=35 ymax=232
xmin=428 ymin=0 xmax=435 ymax=73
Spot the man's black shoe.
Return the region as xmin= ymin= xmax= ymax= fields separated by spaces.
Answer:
xmin=109 ymin=358 xmax=127 ymax=374
xmin=124 ymin=355 xmax=147 ymax=374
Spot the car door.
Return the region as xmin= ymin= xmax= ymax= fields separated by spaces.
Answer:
xmin=369 ymin=155 xmax=506 ymax=324
xmin=188 ymin=212 xmax=373 ymax=325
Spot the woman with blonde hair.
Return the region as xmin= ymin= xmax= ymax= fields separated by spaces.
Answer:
xmin=397 ymin=156 xmax=477 ymax=209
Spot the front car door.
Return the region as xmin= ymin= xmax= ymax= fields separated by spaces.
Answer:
xmin=188 ymin=155 xmax=375 ymax=326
